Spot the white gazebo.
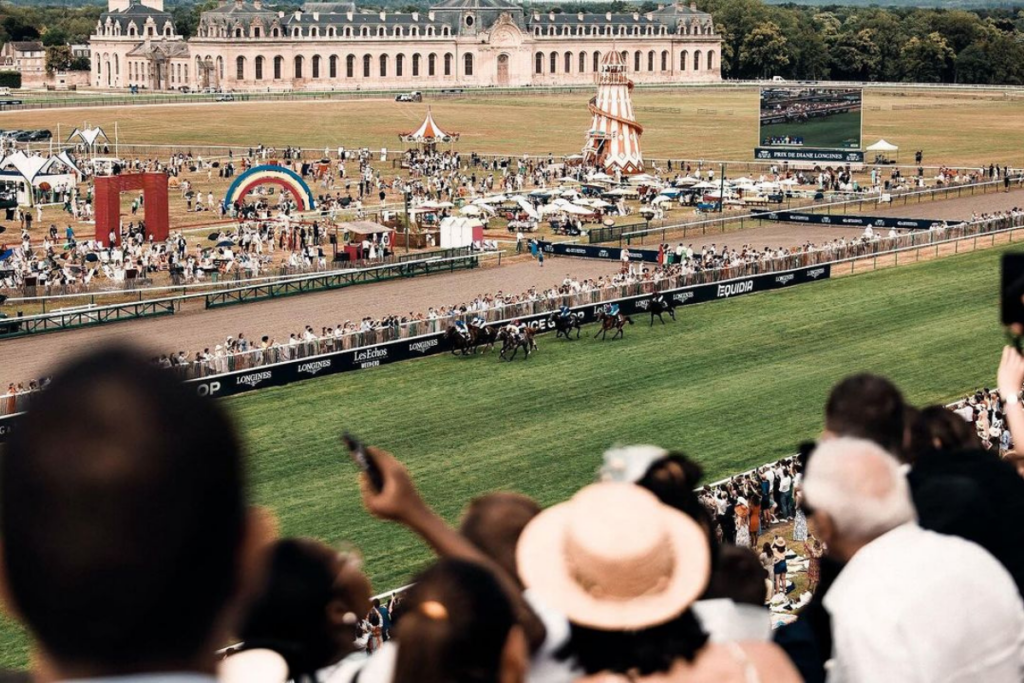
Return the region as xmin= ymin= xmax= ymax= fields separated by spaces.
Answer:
xmin=866 ymin=139 xmax=899 ymax=163
xmin=66 ymin=126 xmax=111 ymax=151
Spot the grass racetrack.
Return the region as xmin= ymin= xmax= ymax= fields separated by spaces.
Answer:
xmin=0 ymin=241 xmax=1018 ymax=667
xmin=761 ymin=110 xmax=862 ymax=149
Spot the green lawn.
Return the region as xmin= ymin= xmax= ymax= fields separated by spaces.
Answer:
xmin=761 ymin=110 xmax=862 ymax=149
xmin=0 ymin=241 xmax=1016 ymax=669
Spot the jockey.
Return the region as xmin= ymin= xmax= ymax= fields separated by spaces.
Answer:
xmin=605 ymin=302 xmax=621 ymax=318
xmin=454 ymin=319 xmax=471 ymax=340
xmin=506 ymin=319 xmax=523 ymax=339
xmin=559 ymin=304 xmax=572 ymax=319
xmin=470 ymin=315 xmax=486 ymax=330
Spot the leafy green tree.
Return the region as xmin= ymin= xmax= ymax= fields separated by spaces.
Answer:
xmin=739 ymin=20 xmax=789 ymax=79
xmin=41 ymin=26 xmax=69 ymax=47
xmin=45 ymin=44 xmax=72 ymax=74
xmin=900 ymin=31 xmax=954 ymax=83
xmin=829 ymin=29 xmax=881 ymax=81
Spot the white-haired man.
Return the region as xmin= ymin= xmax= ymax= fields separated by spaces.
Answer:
xmin=803 ymin=438 xmax=1024 ymax=683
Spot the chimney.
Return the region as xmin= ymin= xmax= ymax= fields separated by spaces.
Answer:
xmin=606 ymin=11 xmax=611 ymax=20
xmin=578 ymin=11 xmax=583 ymax=20
xmin=380 ymin=10 xmax=386 ymax=21
xmin=412 ymin=11 xmax=419 ymax=20
xmin=233 ymin=0 xmax=243 ymax=9
xmin=347 ymin=9 xmax=353 ymax=20
xmin=313 ymin=12 xmax=319 ymax=21
xmin=548 ymin=11 xmax=554 ymax=21
xmin=253 ymin=0 xmax=262 ymax=9
xmin=657 ymin=3 xmax=664 ymax=8
xmin=633 ymin=11 xmax=639 ymax=20
xmin=278 ymin=11 xmax=284 ymax=18
xmin=690 ymin=2 xmax=696 ymax=9
xmin=294 ymin=10 xmax=302 ymax=21
xmin=533 ymin=11 xmax=540 ymax=21
xmin=428 ymin=10 xmax=435 ymax=21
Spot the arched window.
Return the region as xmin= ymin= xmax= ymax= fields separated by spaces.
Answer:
xmin=443 ymin=52 xmax=452 ymax=76
xmin=312 ymin=55 xmax=321 ymax=78
xmin=234 ymin=27 xmax=243 ymax=38
xmin=633 ymin=51 xmax=641 ymax=72
xmin=272 ymin=27 xmax=280 ymax=38
xmin=236 ymin=55 xmax=245 ymax=80
xmin=661 ymin=50 xmax=668 ymax=71
xmin=361 ymin=26 xmax=369 ymax=37
xmin=376 ymin=26 xmax=385 ymax=37
xmin=214 ymin=55 xmax=221 ymax=80
xmin=647 ymin=50 xmax=655 ymax=71
xmin=593 ymin=51 xmax=600 ymax=72
xmin=535 ymin=52 xmax=543 ymax=74
xmin=294 ymin=55 xmax=304 ymax=78
xmin=252 ymin=25 xmax=262 ymax=38
xmin=410 ymin=26 xmax=418 ymax=36
xmin=707 ymin=50 xmax=715 ymax=70
xmin=379 ymin=54 xmax=388 ymax=77
xmin=428 ymin=53 xmax=436 ymax=76
xmin=363 ymin=54 xmax=371 ymax=77
xmin=396 ymin=53 xmax=404 ymax=77
xmin=442 ymin=26 xmax=450 ymax=36
xmin=344 ymin=26 xmax=352 ymax=37
xmin=549 ymin=52 xmax=556 ymax=73
xmin=346 ymin=54 xmax=354 ymax=77
xmin=694 ymin=50 xmax=701 ymax=71
xmin=632 ymin=26 xmax=639 ymax=36
xmin=564 ymin=51 xmax=571 ymax=73
xmin=255 ymin=55 xmax=264 ymax=79
xmin=329 ymin=55 xmax=338 ymax=78
xmin=579 ymin=51 xmax=586 ymax=73
xmin=463 ymin=52 xmax=473 ymax=76
xmin=274 ymin=55 xmax=283 ymax=79
xmin=394 ymin=26 xmax=403 ymax=36
xmin=680 ymin=50 xmax=688 ymax=71
xmin=310 ymin=26 xmax=319 ymax=37
xmin=293 ymin=27 xmax=301 ymax=38
xmin=412 ymin=53 xmax=421 ymax=76
xmin=328 ymin=27 xmax=336 ymax=37
xmin=427 ymin=26 xmax=435 ymax=36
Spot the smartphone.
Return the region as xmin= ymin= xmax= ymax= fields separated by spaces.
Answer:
xmin=1000 ymin=253 xmax=1024 ymax=329
xmin=343 ymin=432 xmax=384 ymax=492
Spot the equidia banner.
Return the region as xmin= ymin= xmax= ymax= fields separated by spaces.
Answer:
xmin=761 ymin=211 xmax=940 ymax=231
xmin=0 ymin=264 xmax=832 ymax=439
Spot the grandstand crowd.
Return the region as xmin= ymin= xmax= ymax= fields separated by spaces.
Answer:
xmin=1 ymin=347 xmax=1023 ymax=683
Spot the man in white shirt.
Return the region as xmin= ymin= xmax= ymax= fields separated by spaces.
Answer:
xmin=804 ymin=438 xmax=1024 ymax=683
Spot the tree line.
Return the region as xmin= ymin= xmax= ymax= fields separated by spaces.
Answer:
xmin=696 ymin=0 xmax=1024 ymax=84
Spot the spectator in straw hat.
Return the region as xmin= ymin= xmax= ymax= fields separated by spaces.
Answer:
xmin=516 ymin=482 xmax=801 ymax=682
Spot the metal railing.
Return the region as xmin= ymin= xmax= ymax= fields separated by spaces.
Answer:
xmin=204 ymin=253 xmax=480 ymax=309
xmin=0 ymin=298 xmax=177 ymax=340
xmin=615 ymin=178 xmax=1016 ymax=246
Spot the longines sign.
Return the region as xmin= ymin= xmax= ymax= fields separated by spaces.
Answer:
xmin=755 ymin=147 xmax=864 ymax=164
xmin=0 ymin=264 xmax=831 ymax=439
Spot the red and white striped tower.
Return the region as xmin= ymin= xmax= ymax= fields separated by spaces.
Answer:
xmin=582 ymin=50 xmax=645 ymax=175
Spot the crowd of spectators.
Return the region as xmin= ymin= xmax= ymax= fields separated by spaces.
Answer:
xmin=2 ymin=346 xmax=1024 ymax=683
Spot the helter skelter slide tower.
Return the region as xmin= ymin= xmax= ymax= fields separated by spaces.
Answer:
xmin=582 ymin=50 xmax=645 ymax=176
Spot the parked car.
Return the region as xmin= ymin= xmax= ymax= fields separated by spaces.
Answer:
xmin=12 ymin=131 xmax=34 ymax=142
xmin=395 ymin=91 xmax=422 ymax=102
xmin=0 ymin=87 xmax=11 ymax=96
xmin=216 ymin=93 xmax=235 ymax=102
xmin=202 ymin=86 xmax=220 ymax=94
xmin=179 ymin=86 xmax=191 ymax=94
xmin=27 ymin=129 xmax=52 ymax=142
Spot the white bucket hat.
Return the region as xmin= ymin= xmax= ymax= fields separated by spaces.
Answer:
xmin=516 ymin=482 xmax=710 ymax=631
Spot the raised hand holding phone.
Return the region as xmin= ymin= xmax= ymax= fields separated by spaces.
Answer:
xmin=343 ymin=432 xmax=384 ymax=493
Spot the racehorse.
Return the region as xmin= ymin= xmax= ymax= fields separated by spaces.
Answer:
xmin=648 ymin=296 xmax=677 ymax=326
xmin=548 ymin=312 xmax=583 ymax=340
xmin=595 ymin=310 xmax=633 ymax=340
xmin=497 ymin=327 xmax=534 ymax=361
xmin=444 ymin=326 xmax=476 ymax=355
xmin=473 ymin=325 xmax=499 ymax=354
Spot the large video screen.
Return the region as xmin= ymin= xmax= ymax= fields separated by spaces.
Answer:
xmin=759 ymin=87 xmax=862 ymax=151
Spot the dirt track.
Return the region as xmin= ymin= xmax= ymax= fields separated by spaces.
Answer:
xmin=3 ymin=188 xmax=1022 ymax=385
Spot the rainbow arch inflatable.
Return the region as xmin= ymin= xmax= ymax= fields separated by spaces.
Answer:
xmin=223 ymin=164 xmax=317 ymax=212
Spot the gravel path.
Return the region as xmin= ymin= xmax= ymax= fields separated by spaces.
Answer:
xmin=4 ymin=187 xmax=1022 ymax=385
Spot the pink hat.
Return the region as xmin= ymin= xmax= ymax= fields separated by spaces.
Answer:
xmin=516 ymin=483 xmax=710 ymax=631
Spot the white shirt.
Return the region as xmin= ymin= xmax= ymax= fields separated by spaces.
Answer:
xmin=778 ymin=474 xmax=792 ymax=494
xmin=692 ymin=598 xmax=772 ymax=644
xmin=824 ymin=523 xmax=1024 ymax=683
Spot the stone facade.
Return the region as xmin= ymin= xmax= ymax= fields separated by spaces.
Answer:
xmin=90 ymin=0 xmax=721 ymax=92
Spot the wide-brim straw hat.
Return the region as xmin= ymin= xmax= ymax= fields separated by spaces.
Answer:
xmin=517 ymin=482 xmax=710 ymax=631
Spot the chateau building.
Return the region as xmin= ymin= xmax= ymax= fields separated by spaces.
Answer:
xmin=90 ymin=0 xmax=721 ymax=92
